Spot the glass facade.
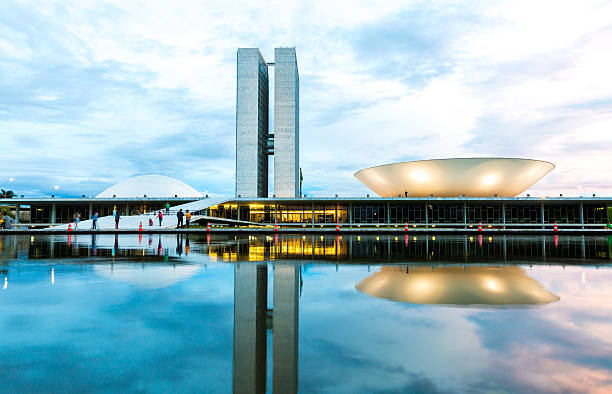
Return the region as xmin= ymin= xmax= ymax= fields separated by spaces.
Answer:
xmin=466 ymin=204 xmax=502 ymax=224
xmin=18 ymin=199 xmax=612 ymax=228
xmin=543 ymin=204 xmax=581 ymax=224
xmin=429 ymin=204 xmax=464 ymax=224
xmin=505 ymin=204 xmax=541 ymax=224
xmin=389 ymin=204 xmax=426 ymax=223
xmin=208 ymin=200 xmax=611 ymax=227
xmin=30 ymin=206 xmax=51 ymax=223
xmin=352 ymin=204 xmax=386 ymax=224
xmin=584 ymin=204 xmax=608 ymax=224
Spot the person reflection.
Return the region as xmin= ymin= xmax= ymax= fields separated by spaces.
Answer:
xmin=176 ymin=234 xmax=183 ymax=257
xmin=185 ymin=236 xmax=190 ymax=255
xmin=111 ymin=234 xmax=118 ymax=257
xmin=91 ymin=235 xmax=97 ymax=256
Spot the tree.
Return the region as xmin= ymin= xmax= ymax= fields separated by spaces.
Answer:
xmin=0 ymin=189 xmax=16 ymax=198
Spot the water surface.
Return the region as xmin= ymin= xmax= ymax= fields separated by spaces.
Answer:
xmin=1 ymin=234 xmax=611 ymax=393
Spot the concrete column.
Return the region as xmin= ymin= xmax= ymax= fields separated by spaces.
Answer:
xmin=463 ymin=203 xmax=467 ymax=228
xmin=233 ymin=264 xmax=268 ymax=394
xmin=502 ymin=203 xmax=506 ymax=229
xmin=51 ymin=204 xmax=57 ymax=225
xmin=579 ymin=202 xmax=584 ymax=229
xmin=335 ymin=203 xmax=338 ymax=224
xmin=89 ymin=203 xmax=93 ymax=220
xmin=273 ymin=264 xmax=299 ymax=394
xmin=15 ymin=204 xmax=20 ymax=225
xmin=311 ymin=203 xmax=314 ymax=227
xmin=387 ymin=202 xmax=390 ymax=225
xmin=424 ymin=202 xmax=428 ymax=227
xmin=540 ymin=201 xmax=545 ymax=229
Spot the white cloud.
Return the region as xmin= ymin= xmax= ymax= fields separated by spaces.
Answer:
xmin=1 ymin=0 xmax=611 ymax=196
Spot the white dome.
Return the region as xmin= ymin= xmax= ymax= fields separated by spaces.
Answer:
xmin=96 ymin=175 xmax=202 ymax=198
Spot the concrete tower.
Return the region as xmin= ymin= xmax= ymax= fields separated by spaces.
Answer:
xmin=236 ymin=48 xmax=269 ymax=198
xmin=273 ymin=47 xmax=300 ymax=198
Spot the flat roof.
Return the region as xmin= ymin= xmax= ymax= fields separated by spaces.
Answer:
xmin=228 ymin=196 xmax=612 ymax=203
xmin=0 ymin=197 xmax=205 ymax=204
xmin=1 ymin=196 xmax=611 ymax=205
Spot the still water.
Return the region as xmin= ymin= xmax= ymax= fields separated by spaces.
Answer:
xmin=1 ymin=234 xmax=611 ymax=393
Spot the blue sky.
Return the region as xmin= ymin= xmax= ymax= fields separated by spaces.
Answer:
xmin=1 ymin=0 xmax=612 ymax=197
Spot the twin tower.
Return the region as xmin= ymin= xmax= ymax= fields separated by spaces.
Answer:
xmin=236 ymin=48 xmax=299 ymax=198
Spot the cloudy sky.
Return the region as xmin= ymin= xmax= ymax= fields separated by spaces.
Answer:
xmin=1 ymin=0 xmax=612 ymax=197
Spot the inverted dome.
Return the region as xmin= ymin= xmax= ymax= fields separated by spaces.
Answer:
xmin=96 ymin=175 xmax=202 ymax=198
xmin=356 ymin=266 xmax=559 ymax=306
xmin=354 ymin=158 xmax=554 ymax=197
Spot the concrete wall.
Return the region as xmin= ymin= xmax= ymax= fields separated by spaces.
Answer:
xmin=236 ymin=48 xmax=269 ymax=198
xmin=274 ymin=48 xmax=299 ymax=198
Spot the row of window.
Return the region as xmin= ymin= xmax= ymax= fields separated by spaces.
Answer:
xmin=210 ymin=203 xmax=610 ymax=224
xmin=29 ymin=203 xmax=175 ymax=223
xmin=27 ymin=202 xmax=609 ymax=225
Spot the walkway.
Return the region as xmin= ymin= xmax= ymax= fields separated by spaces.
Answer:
xmin=46 ymin=197 xmax=255 ymax=230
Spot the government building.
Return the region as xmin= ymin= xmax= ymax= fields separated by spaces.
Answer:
xmin=1 ymin=47 xmax=610 ymax=230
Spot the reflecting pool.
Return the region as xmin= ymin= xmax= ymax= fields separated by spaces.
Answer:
xmin=1 ymin=234 xmax=611 ymax=393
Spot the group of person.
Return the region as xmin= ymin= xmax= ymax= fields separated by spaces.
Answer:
xmin=151 ymin=208 xmax=191 ymax=228
xmin=71 ymin=204 xmax=194 ymax=230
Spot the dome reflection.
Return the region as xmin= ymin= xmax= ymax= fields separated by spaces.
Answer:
xmin=356 ymin=266 xmax=559 ymax=306
xmin=94 ymin=264 xmax=200 ymax=289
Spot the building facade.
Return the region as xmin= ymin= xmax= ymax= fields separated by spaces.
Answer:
xmin=208 ymin=197 xmax=612 ymax=228
xmin=274 ymin=48 xmax=300 ymax=198
xmin=1 ymin=196 xmax=610 ymax=229
xmin=236 ymin=47 xmax=299 ymax=198
xmin=236 ymin=48 xmax=269 ymax=198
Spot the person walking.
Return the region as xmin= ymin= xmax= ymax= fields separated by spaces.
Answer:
xmin=92 ymin=211 xmax=99 ymax=229
xmin=115 ymin=211 xmax=120 ymax=229
xmin=74 ymin=212 xmax=81 ymax=229
xmin=185 ymin=210 xmax=191 ymax=228
xmin=113 ymin=206 xmax=117 ymax=218
xmin=176 ymin=209 xmax=184 ymax=229
xmin=157 ymin=210 xmax=163 ymax=226
xmin=165 ymin=202 xmax=170 ymax=214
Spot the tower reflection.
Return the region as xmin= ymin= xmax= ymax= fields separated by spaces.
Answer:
xmin=233 ymin=263 xmax=299 ymax=394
